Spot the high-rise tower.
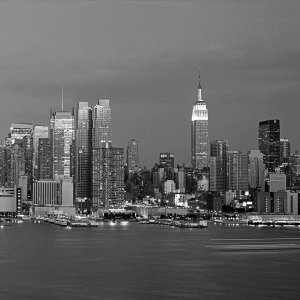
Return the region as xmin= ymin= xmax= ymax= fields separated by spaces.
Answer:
xmin=93 ymin=100 xmax=111 ymax=148
xmin=191 ymin=72 xmax=209 ymax=170
xmin=50 ymin=110 xmax=75 ymax=180
xmin=33 ymin=125 xmax=49 ymax=180
xmin=91 ymin=99 xmax=125 ymax=209
xmin=280 ymin=138 xmax=290 ymax=164
xmin=258 ymin=119 xmax=280 ymax=172
xmin=227 ymin=150 xmax=248 ymax=192
xmin=37 ymin=138 xmax=51 ymax=180
xmin=75 ymin=102 xmax=93 ymax=213
xmin=92 ymin=143 xmax=125 ymax=209
xmin=210 ymin=139 xmax=229 ymax=191
xmin=127 ymin=139 xmax=139 ymax=175
xmin=159 ymin=152 xmax=175 ymax=180
xmin=248 ymin=150 xmax=265 ymax=190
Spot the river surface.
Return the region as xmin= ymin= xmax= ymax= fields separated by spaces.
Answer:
xmin=1 ymin=221 xmax=300 ymax=299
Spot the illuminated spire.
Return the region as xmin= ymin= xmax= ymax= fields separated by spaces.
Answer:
xmin=198 ymin=70 xmax=202 ymax=101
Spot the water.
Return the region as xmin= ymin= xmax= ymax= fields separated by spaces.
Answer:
xmin=1 ymin=222 xmax=300 ymax=299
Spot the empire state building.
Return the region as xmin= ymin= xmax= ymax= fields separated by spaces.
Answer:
xmin=191 ymin=73 xmax=209 ymax=170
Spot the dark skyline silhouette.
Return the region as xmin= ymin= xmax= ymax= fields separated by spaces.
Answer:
xmin=0 ymin=1 xmax=299 ymax=167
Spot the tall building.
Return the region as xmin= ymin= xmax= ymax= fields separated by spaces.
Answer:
xmin=93 ymin=100 xmax=111 ymax=148
xmin=290 ymin=151 xmax=300 ymax=187
xmin=174 ymin=166 xmax=186 ymax=193
xmin=258 ymin=119 xmax=280 ymax=172
xmin=33 ymin=125 xmax=49 ymax=180
xmin=37 ymin=138 xmax=52 ymax=180
xmin=191 ymin=73 xmax=209 ymax=170
xmin=280 ymin=138 xmax=290 ymax=164
xmin=269 ymin=172 xmax=286 ymax=192
xmin=0 ymin=140 xmax=12 ymax=187
xmin=159 ymin=152 xmax=174 ymax=180
xmin=91 ymin=99 xmax=125 ymax=209
xmin=209 ymin=157 xmax=218 ymax=192
xmin=0 ymin=143 xmax=5 ymax=187
xmin=248 ymin=150 xmax=265 ymax=190
xmin=227 ymin=151 xmax=248 ymax=192
xmin=75 ymin=102 xmax=93 ymax=213
xmin=127 ymin=139 xmax=139 ymax=175
xmin=92 ymin=143 xmax=125 ymax=209
xmin=210 ymin=140 xmax=229 ymax=191
xmin=10 ymin=123 xmax=34 ymax=197
xmin=10 ymin=123 xmax=33 ymax=144
xmin=50 ymin=110 xmax=75 ymax=180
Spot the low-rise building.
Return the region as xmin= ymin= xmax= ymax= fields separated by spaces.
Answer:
xmin=0 ymin=187 xmax=21 ymax=214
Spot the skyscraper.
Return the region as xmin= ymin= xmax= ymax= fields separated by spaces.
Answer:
xmin=37 ymin=138 xmax=52 ymax=180
xmin=33 ymin=125 xmax=49 ymax=180
xmin=258 ymin=119 xmax=280 ymax=172
xmin=50 ymin=111 xmax=75 ymax=180
xmin=159 ymin=152 xmax=174 ymax=180
xmin=248 ymin=150 xmax=265 ymax=190
xmin=75 ymin=102 xmax=93 ymax=213
xmin=10 ymin=123 xmax=33 ymax=144
xmin=93 ymin=100 xmax=111 ymax=148
xmin=9 ymin=124 xmax=34 ymax=199
xmin=92 ymin=143 xmax=125 ymax=209
xmin=280 ymin=138 xmax=290 ymax=164
xmin=191 ymin=73 xmax=209 ymax=170
xmin=227 ymin=150 xmax=248 ymax=192
xmin=127 ymin=139 xmax=139 ymax=175
xmin=0 ymin=139 xmax=12 ymax=187
xmin=290 ymin=151 xmax=300 ymax=187
xmin=210 ymin=139 xmax=229 ymax=191
xmin=91 ymin=99 xmax=125 ymax=209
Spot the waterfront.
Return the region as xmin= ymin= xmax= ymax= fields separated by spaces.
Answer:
xmin=1 ymin=222 xmax=300 ymax=299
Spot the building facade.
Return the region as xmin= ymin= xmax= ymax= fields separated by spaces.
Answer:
xmin=127 ymin=139 xmax=139 ymax=176
xmin=92 ymin=144 xmax=125 ymax=209
xmin=50 ymin=111 xmax=75 ymax=180
xmin=33 ymin=180 xmax=60 ymax=206
xmin=92 ymin=100 xmax=111 ymax=148
xmin=191 ymin=74 xmax=209 ymax=170
xmin=159 ymin=152 xmax=174 ymax=180
xmin=75 ymin=102 xmax=93 ymax=213
xmin=33 ymin=125 xmax=49 ymax=180
xmin=210 ymin=139 xmax=229 ymax=191
xmin=10 ymin=123 xmax=33 ymax=144
xmin=37 ymin=138 xmax=52 ymax=180
xmin=258 ymin=119 xmax=280 ymax=172
xmin=248 ymin=150 xmax=265 ymax=190
xmin=0 ymin=187 xmax=21 ymax=214
xmin=280 ymin=138 xmax=290 ymax=164
xmin=227 ymin=151 xmax=248 ymax=192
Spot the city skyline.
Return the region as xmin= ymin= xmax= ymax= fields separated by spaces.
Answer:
xmin=0 ymin=1 xmax=299 ymax=167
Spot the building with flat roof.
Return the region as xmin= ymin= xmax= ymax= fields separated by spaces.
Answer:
xmin=0 ymin=187 xmax=21 ymax=214
xmin=75 ymin=102 xmax=93 ymax=213
xmin=92 ymin=143 xmax=125 ymax=209
xmin=258 ymin=119 xmax=280 ymax=172
xmin=50 ymin=111 xmax=75 ymax=180
xmin=269 ymin=172 xmax=286 ymax=192
xmin=33 ymin=180 xmax=60 ymax=206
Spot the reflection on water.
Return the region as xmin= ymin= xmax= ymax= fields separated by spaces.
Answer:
xmin=0 ymin=222 xmax=300 ymax=299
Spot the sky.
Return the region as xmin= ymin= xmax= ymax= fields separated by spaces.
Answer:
xmin=0 ymin=0 xmax=299 ymax=167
